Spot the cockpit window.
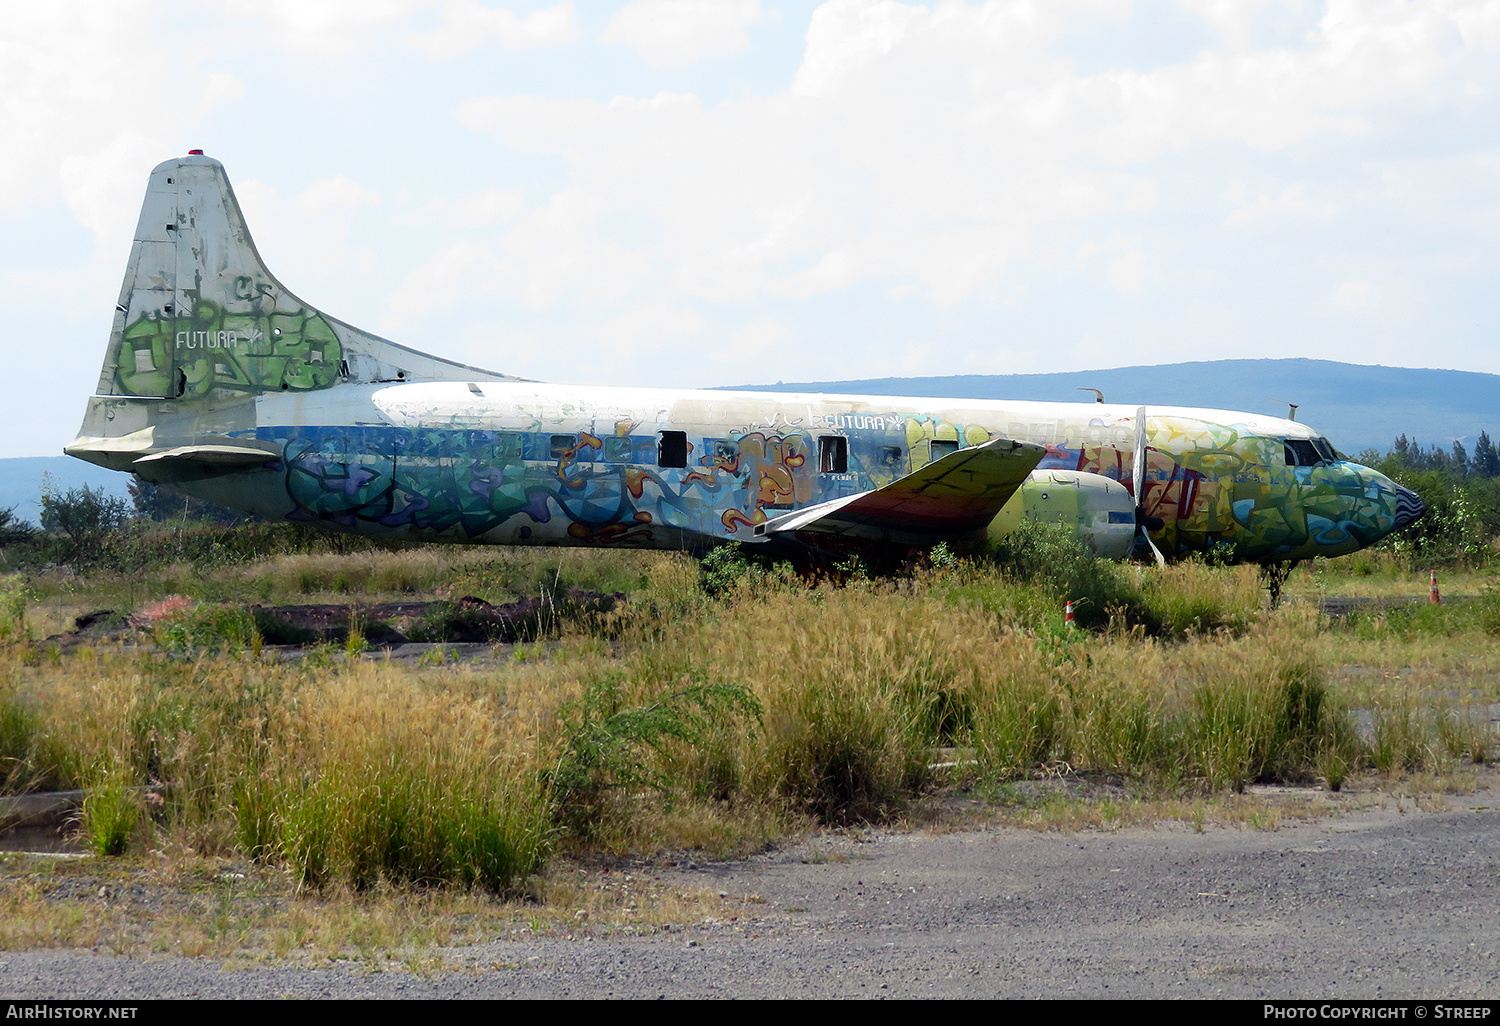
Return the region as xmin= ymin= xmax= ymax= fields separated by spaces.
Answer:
xmin=1284 ymin=438 xmax=1334 ymax=467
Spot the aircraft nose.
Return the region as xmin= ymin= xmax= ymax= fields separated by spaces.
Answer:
xmin=1391 ymin=483 xmax=1426 ymax=531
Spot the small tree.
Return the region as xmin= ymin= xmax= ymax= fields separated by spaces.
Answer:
xmin=0 ymin=507 xmax=35 ymax=547
xmin=39 ymin=480 xmax=130 ymax=565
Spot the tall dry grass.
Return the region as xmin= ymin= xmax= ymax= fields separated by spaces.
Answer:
xmin=242 ymin=662 xmax=549 ymax=891
xmin=1 ymin=552 xmax=1491 ymax=885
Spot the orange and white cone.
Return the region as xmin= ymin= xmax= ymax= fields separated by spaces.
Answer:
xmin=1065 ymin=600 xmax=1076 ymax=629
xmin=1429 ymin=570 xmax=1441 ymax=604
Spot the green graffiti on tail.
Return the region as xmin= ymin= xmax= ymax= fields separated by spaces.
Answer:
xmin=115 ymin=299 xmax=343 ymax=397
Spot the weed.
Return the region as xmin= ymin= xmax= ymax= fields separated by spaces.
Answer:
xmin=150 ymin=601 xmax=260 ymax=657
xmin=0 ymin=575 xmax=33 ymax=642
xmin=1371 ymin=693 xmax=1436 ymax=774
xmin=547 ymin=671 xmax=761 ymax=839
xmin=81 ymin=774 xmax=142 ymax=856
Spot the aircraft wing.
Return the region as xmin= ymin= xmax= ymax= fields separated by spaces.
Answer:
xmin=753 ymin=437 xmax=1044 ymax=547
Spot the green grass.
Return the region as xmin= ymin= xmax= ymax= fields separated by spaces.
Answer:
xmin=0 ymin=538 xmax=1495 ymax=891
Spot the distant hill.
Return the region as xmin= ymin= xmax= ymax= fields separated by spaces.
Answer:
xmin=0 ymin=456 xmax=133 ymax=527
xmin=727 ymin=359 xmax=1500 ymax=455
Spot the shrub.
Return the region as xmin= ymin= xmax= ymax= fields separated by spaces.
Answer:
xmin=0 ymin=507 xmax=35 ymax=547
xmin=0 ymin=575 xmax=33 ymax=643
xmin=547 ymin=671 xmax=761 ymax=838
xmin=39 ymin=482 xmax=130 ymax=567
xmin=145 ymin=598 xmax=260 ymax=656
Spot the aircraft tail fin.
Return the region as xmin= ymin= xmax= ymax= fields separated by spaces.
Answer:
xmin=93 ymin=151 xmax=520 ymax=402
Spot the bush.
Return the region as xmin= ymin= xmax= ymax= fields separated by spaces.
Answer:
xmin=547 ymin=671 xmax=761 ymax=839
xmin=39 ymin=483 xmax=130 ymax=567
xmin=143 ymin=597 xmax=260 ymax=656
xmin=0 ymin=575 xmax=33 ymax=643
xmin=986 ymin=520 xmax=1148 ymax=630
xmin=0 ymin=507 xmax=35 ymax=547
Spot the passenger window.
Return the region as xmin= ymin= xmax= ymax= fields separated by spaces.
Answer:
xmin=713 ymin=439 xmax=738 ymax=462
xmin=877 ymin=445 xmax=903 ymax=469
xmin=819 ymin=435 xmax=848 ymax=474
xmin=604 ymin=436 xmax=632 ymax=463
xmin=550 ymin=434 xmax=575 ymax=459
xmin=658 ymin=431 xmax=688 ymax=468
xmin=930 ymin=439 xmax=960 ymax=460
xmin=494 ymin=433 xmax=522 ymax=460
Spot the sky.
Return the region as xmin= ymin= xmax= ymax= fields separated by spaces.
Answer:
xmin=2 ymin=0 xmax=1497 ymax=458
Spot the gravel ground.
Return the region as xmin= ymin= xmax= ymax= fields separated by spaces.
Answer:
xmin=4 ymin=780 xmax=1498 ymax=1000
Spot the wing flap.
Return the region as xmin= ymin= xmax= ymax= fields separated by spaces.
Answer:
xmin=755 ymin=437 xmax=1045 ymax=546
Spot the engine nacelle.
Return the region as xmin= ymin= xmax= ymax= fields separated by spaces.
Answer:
xmin=988 ymin=470 xmax=1136 ymax=559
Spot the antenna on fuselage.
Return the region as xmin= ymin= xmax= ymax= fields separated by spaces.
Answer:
xmin=1077 ymin=388 xmax=1105 ymax=404
xmin=1269 ymin=399 xmax=1300 ymax=421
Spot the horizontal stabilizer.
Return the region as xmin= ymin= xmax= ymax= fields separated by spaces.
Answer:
xmin=133 ymin=444 xmax=281 ymax=468
xmin=754 ymin=437 xmax=1045 ymax=546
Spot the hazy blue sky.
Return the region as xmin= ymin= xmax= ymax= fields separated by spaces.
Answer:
xmin=3 ymin=0 xmax=1497 ymax=456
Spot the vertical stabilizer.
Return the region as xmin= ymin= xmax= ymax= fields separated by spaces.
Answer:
xmin=94 ymin=152 xmax=518 ymax=402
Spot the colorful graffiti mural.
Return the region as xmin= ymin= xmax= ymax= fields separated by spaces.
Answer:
xmin=213 ymin=398 xmax=1412 ymax=564
xmin=69 ymin=151 xmax=1425 ymax=567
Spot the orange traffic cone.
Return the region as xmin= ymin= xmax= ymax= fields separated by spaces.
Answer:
xmin=1429 ymin=570 xmax=1441 ymax=604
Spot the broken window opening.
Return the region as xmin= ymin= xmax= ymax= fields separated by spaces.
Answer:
xmin=818 ymin=435 xmax=848 ymax=474
xmin=657 ymin=431 xmax=688 ymax=468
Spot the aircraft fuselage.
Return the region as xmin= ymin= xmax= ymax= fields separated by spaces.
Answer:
xmin=66 ymin=153 xmax=1425 ymax=565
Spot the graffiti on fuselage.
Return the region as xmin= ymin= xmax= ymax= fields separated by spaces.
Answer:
xmin=114 ymin=299 xmax=343 ymax=398
xmin=261 ymin=408 xmax=1403 ymax=561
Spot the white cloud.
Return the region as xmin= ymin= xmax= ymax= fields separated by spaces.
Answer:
xmin=594 ymin=299 xmax=705 ymax=358
xmin=1331 ymin=279 xmax=1377 ymax=314
xmin=1447 ymin=0 xmax=1500 ymax=49
xmin=386 ymin=240 xmax=507 ymax=323
xmin=0 ymin=1 xmax=240 ymax=242
xmin=1106 ymin=249 xmax=1147 ymax=294
xmin=790 ymin=0 xmax=936 ymax=98
xmin=712 ymin=318 xmax=787 ymax=361
xmin=603 ymin=0 xmax=762 ymax=69
xmin=1224 ymin=183 xmax=1338 ymax=226
xmin=418 ymin=188 xmax=528 ymax=226
xmin=295 ymin=175 xmax=382 ymax=215
xmin=236 ymin=176 xmax=385 ymax=303
xmin=458 ymin=0 xmax=1494 ymax=324
xmin=1172 ymin=0 xmax=1280 ymax=51
xmin=221 ymin=0 xmax=429 ymax=57
xmin=57 ymin=133 xmax=169 ymax=257
xmin=409 ymin=1 xmax=579 ymax=57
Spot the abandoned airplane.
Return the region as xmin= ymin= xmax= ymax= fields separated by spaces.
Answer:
xmin=66 ymin=152 xmax=1425 ymax=567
